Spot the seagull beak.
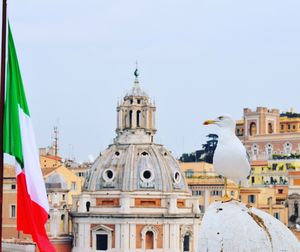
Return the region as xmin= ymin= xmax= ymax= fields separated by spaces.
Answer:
xmin=203 ymin=120 xmax=217 ymax=125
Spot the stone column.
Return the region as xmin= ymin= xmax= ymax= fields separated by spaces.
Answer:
xmin=163 ymin=224 xmax=170 ymax=250
xmin=204 ymin=189 xmax=210 ymax=212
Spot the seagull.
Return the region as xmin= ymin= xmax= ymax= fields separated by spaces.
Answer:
xmin=204 ymin=115 xmax=251 ymax=201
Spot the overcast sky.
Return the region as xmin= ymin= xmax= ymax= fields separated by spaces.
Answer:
xmin=5 ymin=1 xmax=300 ymax=162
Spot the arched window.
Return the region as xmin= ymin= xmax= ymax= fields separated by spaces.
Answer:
xmin=141 ymin=226 xmax=158 ymax=250
xmin=145 ymin=231 xmax=154 ymax=249
xmin=252 ymin=144 xmax=259 ymax=158
xmin=284 ymin=142 xmax=292 ymax=155
xmin=265 ymin=143 xmax=273 ymax=159
xmin=129 ymin=110 xmax=133 ymax=128
xmin=249 ymin=122 xmax=257 ymax=136
xmin=137 ymin=110 xmax=141 ymax=127
xmin=268 ymin=122 xmax=273 ymax=134
xmin=183 ymin=234 xmax=190 ymax=251
xmin=86 ymin=201 xmax=91 ymax=212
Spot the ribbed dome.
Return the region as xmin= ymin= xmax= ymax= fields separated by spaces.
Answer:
xmin=125 ymin=79 xmax=148 ymax=97
xmin=198 ymin=201 xmax=300 ymax=252
xmin=84 ymin=143 xmax=189 ymax=193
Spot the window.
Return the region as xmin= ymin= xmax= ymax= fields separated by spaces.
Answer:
xmin=145 ymin=231 xmax=154 ymax=249
xmin=192 ymin=190 xmax=202 ymax=196
xmin=96 ymin=234 xmax=108 ymax=250
xmin=11 ymin=184 xmax=16 ymax=190
xmin=86 ymin=201 xmax=91 ymax=212
xmin=284 ymin=142 xmax=292 ymax=155
xmin=129 ymin=110 xmax=133 ymax=128
xmin=146 ymin=231 xmax=153 ymax=249
xmin=71 ymin=182 xmax=77 ymax=191
xmin=251 ymin=176 xmax=255 ymax=184
xmin=274 ymin=212 xmax=280 ymax=220
xmin=249 ymin=122 xmax=257 ymax=136
xmin=62 ymin=194 xmax=65 ymax=201
xmin=183 ymin=234 xmax=190 ymax=251
xmin=140 ymin=169 xmax=154 ymax=183
xmin=211 ymin=190 xmax=222 ymax=196
xmin=248 ymin=195 xmax=256 ymax=204
xmin=281 ymin=124 xmax=284 ymax=130
xmin=174 ymin=172 xmax=181 ymax=184
xmin=288 ymin=124 xmax=291 ymax=130
xmin=268 ymin=122 xmax=273 ymax=134
xmin=266 ymin=144 xmax=273 ymax=159
xmin=137 ymin=110 xmax=141 ymax=127
xmin=10 ymin=205 xmax=16 ymax=218
xmin=252 ymin=144 xmax=259 ymax=157
xmin=278 ymin=189 xmax=283 ymax=194
xmin=137 ymin=99 xmax=141 ymax=104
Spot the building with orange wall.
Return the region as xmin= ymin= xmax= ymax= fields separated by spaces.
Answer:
xmin=2 ymin=164 xmax=72 ymax=252
xmin=236 ymin=107 xmax=300 ymax=160
xmin=180 ymin=161 xmax=289 ymax=225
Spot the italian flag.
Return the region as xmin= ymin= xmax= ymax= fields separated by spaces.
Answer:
xmin=3 ymin=24 xmax=55 ymax=252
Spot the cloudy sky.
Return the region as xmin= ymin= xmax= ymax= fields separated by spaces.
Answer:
xmin=5 ymin=1 xmax=300 ymax=162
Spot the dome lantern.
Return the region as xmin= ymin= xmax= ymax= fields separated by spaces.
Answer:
xmin=115 ymin=68 xmax=156 ymax=144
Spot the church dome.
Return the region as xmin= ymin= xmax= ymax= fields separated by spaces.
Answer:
xmin=84 ymin=70 xmax=189 ymax=194
xmin=198 ymin=201 xmax=300 ymax=252
xmin=84 ymin=143 xmax=188 ymax=193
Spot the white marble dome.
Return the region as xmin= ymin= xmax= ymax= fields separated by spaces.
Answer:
xmin=84 ymin=143 xmax=189 ymax=193
xmin=84 ymin=77 xmax=189 ymax=194
xmin=198 ymin=201 xmax=300 ymax=252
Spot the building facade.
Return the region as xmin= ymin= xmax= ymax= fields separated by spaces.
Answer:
xmin=236 ymin=107 xmax=300 ymax=160
xmin=71 ymin=74 xmax=201 ymax=252
xmin=180 ymin=162 xmax=288 ymax=224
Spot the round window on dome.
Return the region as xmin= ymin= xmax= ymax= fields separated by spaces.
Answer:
xmin=140 ymin=169 xmax=154 ymax=182
xmin=103 ymin=169 xmax=115 ymax=182
xmin=143 ymin=170 xmax=151 ymax=179
xmin=174 ymin=171 xmax=181 ymax=184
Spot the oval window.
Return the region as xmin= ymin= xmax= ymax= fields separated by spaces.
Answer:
xmin=143 ymin=170 xmax=151 ymax=179
xmin=106 ymin=170 xmax=113 ymax=179
xmin=140 ymin=169 xmax=154 ymax=182
xmin=103 ymin=169 xmax=115 ymax=182
xmin=174 ymin=171 xmax=181 ymax=183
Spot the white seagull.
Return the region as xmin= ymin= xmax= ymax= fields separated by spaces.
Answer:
xmin=204 ymin=115 xmax=251 ymax=200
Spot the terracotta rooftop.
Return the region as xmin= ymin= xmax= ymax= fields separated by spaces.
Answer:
xmin=42 ymin=167 xmax=58 ymax=176
xmin=41 ymin=155 xmax=62 ymax=161
xmin=251 ymin=160 xmax=268 ymax=166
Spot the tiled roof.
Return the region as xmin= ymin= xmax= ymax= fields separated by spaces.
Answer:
xmin=251 ymin=160 xmax=268 ymax=166
xmin=41 ymin=155 xmax=62 ymax=161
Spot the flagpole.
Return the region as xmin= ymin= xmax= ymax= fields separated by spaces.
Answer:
xmin=0 ymin=0 xmax=7 ymax=250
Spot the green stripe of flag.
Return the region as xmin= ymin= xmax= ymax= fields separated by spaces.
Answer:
xmin=3 ymin=23 xmax=30 ymax=168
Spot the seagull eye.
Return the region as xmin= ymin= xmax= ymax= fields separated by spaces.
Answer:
xmin=218 ymin=116 xmax=224 ymax=120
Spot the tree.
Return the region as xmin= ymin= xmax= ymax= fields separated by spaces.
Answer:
xmin=179 ymin=134 xmax=218 ymax=164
